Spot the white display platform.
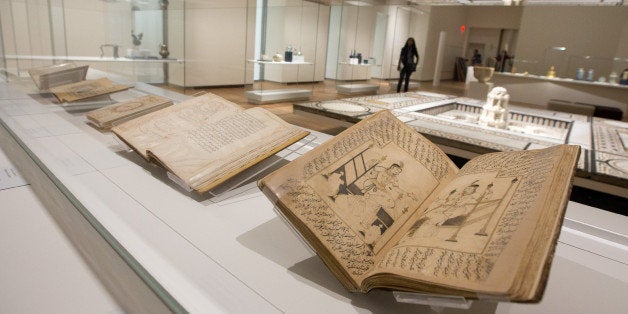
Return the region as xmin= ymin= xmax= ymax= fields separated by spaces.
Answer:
xmin=388 ymin=80 xmax=421 ymax=91
xmin=0 ymin=74 xmax=627 ymax=313
xmin=247 ymin=60 xmax=316 ymax=84
xmin=336 ymin=62 xmax=372 ymax=81
xmin=336 ymin=83 xmax=379 ymax=95
xmin=245 ymin=89 xmax=312 ymax=104
xmin=493 ymin=72 xmax=627 ymax=119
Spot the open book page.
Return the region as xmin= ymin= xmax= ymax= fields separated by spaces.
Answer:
xmin=367 ymin=145 xmax=579 ymax=301
xmin=49 ymin=77 xmax=131 ymax=102
xmin=147 ymin=107 xmax=309 ymax=192
xmin=86 ymin=95 xmax=173 ymax=129
xmin=111 ymin=93 xmax=242 ymax=159
xmin=258 ymin=111 xmax=459 ymax=290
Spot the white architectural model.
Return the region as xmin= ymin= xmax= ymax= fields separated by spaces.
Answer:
xmin=479 ymin=87 xmax=510 ymax=129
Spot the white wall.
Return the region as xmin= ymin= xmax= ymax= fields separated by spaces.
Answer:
xmin=2 ymin=0 xmax=57 ymax=74
xmin=408 ymin=7 xmax=430 ymax=81
xmin=63 ymin=0 xmax=135 ymax=77
xmin=421 ymin=6 xmax=466 ymax=81
xmin=313 ymin=5 xmax=330 ymax=81
xmin=466 ymin=6 xmax=522 ymax=30
xmin=167 ymin=2 xmax=186 ymax=86
xmin=516 ymin=6 xmax=628 ymax=78
xmin=325 ymin=5 xmax=341 ymax=79
xmin=615 ymin=17 xmax=628 ymax=63
xmin=1 ymin=0 xmax=19 ymax=74
xmin=183 ymin=1 xmax=253 ymax=87
xmin=63 ymin=0 xmax=109 ymax=57
xmin=466 ymin=28 xmax=501 ymax=65
xmin=369 ymin=10 xmax=388 ymax=78
xmin=385 ymin=6 xmax=410 ymax=81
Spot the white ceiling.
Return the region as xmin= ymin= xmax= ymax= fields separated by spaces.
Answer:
xmin=326 ymin=0 xmax=627 ymax=6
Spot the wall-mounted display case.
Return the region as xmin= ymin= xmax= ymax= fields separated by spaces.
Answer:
xmin=0 ymin=0 xmax=185 ymax=85
xmin=327 ymin=2 xmax=388 ymax=95
xmin=244 ymin=0 xmax=328 ymax=104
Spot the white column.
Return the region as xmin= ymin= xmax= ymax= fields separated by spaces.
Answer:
xmin=433 ymin=31 xmax=446 ymax=87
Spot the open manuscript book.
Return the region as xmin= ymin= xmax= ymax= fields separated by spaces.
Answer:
xmin=258 ymin=110 xmax=579 ymax=302
xmin=112 ymin=93 xmax=309 ymax=193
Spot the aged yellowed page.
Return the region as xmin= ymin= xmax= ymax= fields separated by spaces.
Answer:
xmin=87 ymin=95 xmax=173 ymax=129
xmin=112 ymin=93 xmax=242 ymax=159
xmin=50 ymin=77 xmax=131 ymax=102
xmin=113 ymin=93 xmax=308 ymax=192
xmin=367 ymin=145 xmax=579 ymax=301
xmin=258 ymin=110 xmax=459 ymax=290
xmin=147 ymin=107 xmax=309 ymax=192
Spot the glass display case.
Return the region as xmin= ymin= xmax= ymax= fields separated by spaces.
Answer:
xmin=566 ymin=55 xmax=628 ymax=84
xmin=0 ymin=0 xmax=185 ymax=85
xmin=513 ymin=48 xmax=628 ymax=85
xmin=244 ymin=0 xmax=326 ymax=104
xmin=328 ymin=1 xmax=387 ymax=95
xmin=384 ymin=5 xmax=429 ymax=93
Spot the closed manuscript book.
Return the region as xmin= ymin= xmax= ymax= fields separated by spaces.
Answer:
xmin=87 ymin=95 xmax=173 ymax=129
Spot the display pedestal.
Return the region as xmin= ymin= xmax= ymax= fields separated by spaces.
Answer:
xmin=245 ymin=89 xmax=312 ymax=104
xmin=466 ymin=82 xmax=494 ymax=100
xmin=393 ymin=291 xmax=473 ymax=310
xmin=336 ymin=83 xmax=379 ymax=95
xmin=388 ymin=80 xmax=420 ymax=91
xmin=59 ymin=94 xmax=115 ymax=112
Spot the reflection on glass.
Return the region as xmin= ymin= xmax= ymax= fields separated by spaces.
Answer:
xmin=243 ymin=0 xmax=322 ymax=104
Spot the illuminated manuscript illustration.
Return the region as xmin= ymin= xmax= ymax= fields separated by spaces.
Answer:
xmin=309 ymin=141 xmax=436 ymax=253
xmin=259 ymin=110 xmax=580 ymax=302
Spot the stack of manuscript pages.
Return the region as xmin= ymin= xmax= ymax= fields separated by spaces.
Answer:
xmin=28 ymin=63 xmax=88 ymax=91
xmin=50 ymin=77 xmax=131 ymax=103
xmin=87 ymin=95 xmax=173 ymax=130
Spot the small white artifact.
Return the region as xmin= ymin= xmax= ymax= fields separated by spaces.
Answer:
xmin=479 ymin=87 xmax=510 ymax=129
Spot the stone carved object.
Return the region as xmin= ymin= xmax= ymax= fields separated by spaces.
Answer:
xmin=479 ymin=87 xmax=510 ymax=129
xmin=473 ymin=66 xmax=494 ymax=83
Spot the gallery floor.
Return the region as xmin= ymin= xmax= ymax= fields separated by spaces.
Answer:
xmin=162 ymin=79 xmax=627 ymax=216
xmin=161 ymin=79 xmax=467 ymax=135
